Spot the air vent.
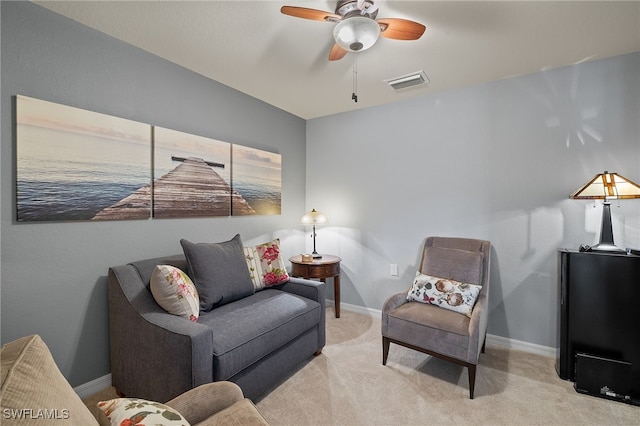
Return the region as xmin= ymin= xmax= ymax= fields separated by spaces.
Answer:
xmin=385 ymin=71 xmax=429 ymax=91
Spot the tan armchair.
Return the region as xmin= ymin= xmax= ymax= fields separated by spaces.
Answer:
xmin=1 ymin=335 xmax=269 ymax=425
xmin=381 ymin=236 xmax=491 ymax=399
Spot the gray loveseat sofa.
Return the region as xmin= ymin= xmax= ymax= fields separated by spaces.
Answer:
xmin=108 ymin=239 xmax=326 ymax=403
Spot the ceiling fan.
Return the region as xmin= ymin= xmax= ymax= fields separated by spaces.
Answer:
xmin=281 ymin=0 xmax=426 ymax=61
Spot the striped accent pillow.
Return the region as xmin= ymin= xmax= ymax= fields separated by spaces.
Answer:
xmin=244 ymin=239 xmax=290 ymax=290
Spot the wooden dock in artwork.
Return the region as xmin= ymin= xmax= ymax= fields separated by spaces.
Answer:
xmin=171 ymin=155 xmax=225 ymax=169
xmin=92 ymin=157 xmax=255 ymax=220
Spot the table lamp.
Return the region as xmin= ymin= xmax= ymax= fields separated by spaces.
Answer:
xmin=300 ymin=209 xmax=328 ymax=258
xmin=570 ymin=171 xmax=640 ymax=252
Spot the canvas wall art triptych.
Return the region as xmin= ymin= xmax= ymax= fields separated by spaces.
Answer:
xmin=16 ymin=95 xmax=282 ymax=222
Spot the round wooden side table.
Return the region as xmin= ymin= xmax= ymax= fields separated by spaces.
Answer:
xmin=289 ymin=254 xmax=342 ymax=318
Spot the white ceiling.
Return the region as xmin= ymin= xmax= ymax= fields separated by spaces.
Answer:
xmin=34 ymin=1 xmax=640 ymax=120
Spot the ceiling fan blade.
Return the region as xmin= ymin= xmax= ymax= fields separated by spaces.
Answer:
xmin=377 ymin=18 xmax=426 ymax=40
xmin=281 ymin=6 xmax=341 ymax=22
xmin=329 ymin=44 xmax=348 ymax=61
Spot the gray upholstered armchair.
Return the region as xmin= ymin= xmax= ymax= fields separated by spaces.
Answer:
xmin=381 ymin=236 xmax=491 ymax=399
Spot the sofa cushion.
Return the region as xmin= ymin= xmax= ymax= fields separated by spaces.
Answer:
xmin=181 ymin=234 xmax=255 ymax=312
xmin=244 ymin=239 xmax=290 ymax=290
xmin=387 ymin=301 xmax=471 ymax=361
xmin=98 ymin=398 xmax=190 ymax=426
xmin=150 ymin=265 xmax=200 ymax=322
xmin=197 ymin=289 xmax=321 ymax=381
xmin=0 ymin=335 xmax=98 ymax=425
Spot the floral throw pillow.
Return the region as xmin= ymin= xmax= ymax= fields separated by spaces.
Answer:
xmin=244 ymin=239 xmax=290 ymax=290
xmin=97 ymin=398 xmax=190 ymax=426
xmin=150 ymin=265 xmax=199 ymax=322
xmin=406 ymin=272 xmax=481 ymax=318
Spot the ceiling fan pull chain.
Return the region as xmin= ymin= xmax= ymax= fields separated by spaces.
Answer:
xmin=352 ymin=55 xmax=358 ymax=102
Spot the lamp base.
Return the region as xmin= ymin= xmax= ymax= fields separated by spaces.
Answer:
xmin=312 ymin=252 xmax=323 ymax=259
xmin=592 ymin=202 xmax=626 ymax=253
xmin=590 ymin=243 xmax=626 ymax=253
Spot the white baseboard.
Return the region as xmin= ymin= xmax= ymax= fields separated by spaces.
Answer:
xmin=74 ymin=374 xmax=111 ymax=399
xmin=337 ymin=301 xmax=557 ymax=358
xmin=485 ymin=334 xmax=556 ymax=358
xmin=331 ymin=300 xmax=376 ymax=317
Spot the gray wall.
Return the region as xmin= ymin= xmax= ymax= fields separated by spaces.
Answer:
xmin=1 ymin=2 xmax=306 ymax=386
xmin=306 ymin=52 xmax=640 ymax=348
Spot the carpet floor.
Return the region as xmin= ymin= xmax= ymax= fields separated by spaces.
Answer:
xmin=85 ymin=308 xmax=639 ymax=425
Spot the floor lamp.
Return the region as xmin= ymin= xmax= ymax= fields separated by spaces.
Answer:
xmin=570 ymin=171 xmax=640 ymax=252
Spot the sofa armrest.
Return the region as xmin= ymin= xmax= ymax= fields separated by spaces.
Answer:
xmin=276 ymin=277 xmax=326 ymax=352
xmin=278 ymin=277 xmax=326 ymax=306
xmin=165 ymin=382 xmax=243 ymax=425
xmin=108 ymin=266 xmax=214 ymax=402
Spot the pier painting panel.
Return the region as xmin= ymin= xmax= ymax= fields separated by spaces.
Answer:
xmin=231 ymin=145 xmax=282 ymax=216
xmin=16 ymin=95 xmax=152 ymax=222
xmin=152 ymin=127 xmax=232 ymax=218
xmin=15 ymin=95 xmax=280 ymax=222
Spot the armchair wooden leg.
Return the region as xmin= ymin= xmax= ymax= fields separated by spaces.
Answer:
xmin=468 ymin=364 xmax=476 ymax=399
xmin=382 ymin=336 xmax=390 ymax=365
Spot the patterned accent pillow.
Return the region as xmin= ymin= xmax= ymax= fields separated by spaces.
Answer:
xmin=97 ymin=398 xmax=190 ymax=426
xmin=150 ymin=265 xmax=199 ymax=322
xmin=244 ymin=239 xmax=290 ymax=290
xmin=406 ymin=271 xmax=481 ymax=318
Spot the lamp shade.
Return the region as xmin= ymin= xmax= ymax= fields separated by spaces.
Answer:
xmin=300 ymin=209 xmax=328 ymax=226
xmin=570 ymin=171 xmax=640 ymax=252
xmin=333 ymin=16 xmax=381 ymax=52
xmin=570 ymin=171 xmax=640 ymax=200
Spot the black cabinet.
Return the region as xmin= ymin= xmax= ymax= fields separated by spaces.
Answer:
xmin=557 ymin=249 xmax=640 ymax=403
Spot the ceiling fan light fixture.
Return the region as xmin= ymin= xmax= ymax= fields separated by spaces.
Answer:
xmin=333 ymin=16 xmax=380 ymax=52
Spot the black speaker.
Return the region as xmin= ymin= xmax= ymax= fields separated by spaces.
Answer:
xmin=575 ymin=353 xmax=636 ymax=405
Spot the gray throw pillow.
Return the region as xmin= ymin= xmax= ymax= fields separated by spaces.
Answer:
xmin=180 ymin=234 xmax=255 ymax=312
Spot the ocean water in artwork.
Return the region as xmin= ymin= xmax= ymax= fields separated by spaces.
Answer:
xmin=232 ymin=146 xmax=282 ymax=215
xmin=153 ymin=127 xmax=231 ymax=184
xmin=17 ymin=124 xmax=150 ymax=221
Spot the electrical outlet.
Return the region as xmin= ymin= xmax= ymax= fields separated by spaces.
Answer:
xmin=390 ymin=264 xmax=398 ymax=276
